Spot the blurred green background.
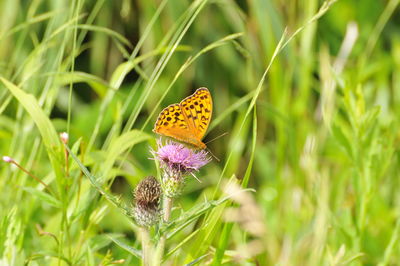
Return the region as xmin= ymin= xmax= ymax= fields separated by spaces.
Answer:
xmin=1 ymin=0 xmax=400 ymax=265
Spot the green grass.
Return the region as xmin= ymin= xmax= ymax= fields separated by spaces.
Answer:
xmin=1 ymin=0 xmax=400 ymax=265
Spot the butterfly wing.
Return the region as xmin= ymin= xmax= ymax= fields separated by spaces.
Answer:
xmin=153 ymin=88 xmax=212 ymax=149
xmin=179 ymin=87 xmax=212 ymax=140
xmin=153 ymin=103 xmax=199 ymax=145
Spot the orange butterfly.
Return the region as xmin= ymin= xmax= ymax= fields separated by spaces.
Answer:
xmin=153 ymin=88 xmax=212 ymax=149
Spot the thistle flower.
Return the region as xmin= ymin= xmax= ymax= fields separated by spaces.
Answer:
xmin=152 ymin=140 xmax=210 ymax=198
xmin=133 ymin=176 xmax=162 ymax=227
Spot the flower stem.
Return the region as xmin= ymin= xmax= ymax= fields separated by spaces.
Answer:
xmin=154 ymin=196 xmax=173 ymax=265
xmin=4 ymin=157 xmax=54 ymax=195
xmin=163 ymin=196 xmax=173 ymax=221
xmin=140 ymin=227 xmax=152 ymax=266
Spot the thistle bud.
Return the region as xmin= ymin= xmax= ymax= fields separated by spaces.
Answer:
xmin=133 ymin=176 xmax=162 ymax=227
xmin=59 ymin=132 xmax=69 ymax=144
xmin=2 ymin=156 xmax=14 ymax=163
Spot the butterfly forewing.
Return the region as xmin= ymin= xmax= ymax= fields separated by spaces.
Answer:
xmin=179 ymin=88 xmax=212 ymax=140
xmin=154 ymin=104 xmax=188 ymax=130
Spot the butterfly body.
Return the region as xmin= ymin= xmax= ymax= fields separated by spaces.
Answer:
xmin=153 ymin=88 xmax=212 ymax=149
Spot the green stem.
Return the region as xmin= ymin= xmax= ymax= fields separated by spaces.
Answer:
xmin=140 ymin=227 xmax=152 ymax=266
xmin=379 ymin=217 xmax=400 ymax=266
xmin=163 ymin=197 xmax=173 ymax=221
xmin=154 ymin=196 xmax=173 ymax=265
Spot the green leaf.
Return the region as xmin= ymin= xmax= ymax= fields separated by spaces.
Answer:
xmin=164 ymin=188 xmax=255 ymax=239
xmin=1 ymin=78 xmax=60 ymax=149
xmin=1 ymin=78 xmax=64 ymax=189
xmin=64 ymin=143 xmax=131 ymax=214
xmin=21 ymin=187 xmax=61 ymax=208
xmin=76 ymin=24 xmax=133 ymax=48
xmin=332 ymin=123 xmax=353 ymax=159
xmin=109 ymin=45 xmax=191 ymax=89
xmin=107 ymin=234 xmax=142 ymax=258
xmin=184 ymin=254 xmax=209 ymax=266
xmin=54 ymin=71 xmax=111 ymax=98
xmin=100 ymin=130 xmax=152 ymax=181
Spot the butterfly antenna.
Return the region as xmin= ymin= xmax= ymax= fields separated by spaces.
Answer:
xmin=204 ymin=132 xmax=228 ymax=162
xmin=204 ymin=132 xmax=228 ymax=145
xmin=206 ymin=147 xmax=220 ymax=162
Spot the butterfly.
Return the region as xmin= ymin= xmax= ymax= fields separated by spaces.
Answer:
xmin=153 ymin=87 xmax=212 ymax=149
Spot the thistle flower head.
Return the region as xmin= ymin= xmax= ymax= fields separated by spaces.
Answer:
xmin=133 ymin=176 xmax=162 ymax=227
xmin=135 ymin=176 xmax=161 ymax=209
xmin=152 ymin=140 xmax=210 ymax=198
xmin=154 ymin=140 xmax=210 ymax=175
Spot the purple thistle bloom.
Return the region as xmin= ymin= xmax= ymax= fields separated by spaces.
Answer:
xmin=152 ymin=140 xmax=210 ymax=197
xmin=155 ymin=141 xmax=210 ymax=174
xmin=152 ymin=140 xmax=211 ymax=198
